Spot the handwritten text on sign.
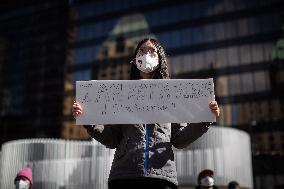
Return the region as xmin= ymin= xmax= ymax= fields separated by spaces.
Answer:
xmin=76 ymin=79 xmax=216 ymax=125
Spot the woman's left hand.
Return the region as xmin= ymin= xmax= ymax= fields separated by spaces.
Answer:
xmin=209 ymin=101 xmax=220 ymax=117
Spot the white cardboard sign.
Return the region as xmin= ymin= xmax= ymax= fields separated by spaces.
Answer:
xmin=76 ymin=79 xmax=216 ymax=125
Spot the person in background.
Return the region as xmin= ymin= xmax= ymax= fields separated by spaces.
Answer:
xmin=73 ymin=38 xmax=220 ymax=189
xmin=228 ymin=181 xmax=241 ymax=189
xmin=196 ymin=169 xmax=218 ymax=189
xmin=14 ymin=167 xmax=33 ymax=189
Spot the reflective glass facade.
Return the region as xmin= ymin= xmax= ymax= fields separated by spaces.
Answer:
xmin=68 ymin=1 xmax=284 ymax=187
xmin=0 ymin=1 xmax=72 ymax=140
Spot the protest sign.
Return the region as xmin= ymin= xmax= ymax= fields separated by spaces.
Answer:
xmin=76 ymin=79 xmax=215 ymax=125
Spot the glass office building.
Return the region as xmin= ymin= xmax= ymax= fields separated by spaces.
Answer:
xmin=0 ymin=0 xmax=283 ymax=188
xmin=0 ymin=1 xmax=74 ymax=141
xmin=65 ymin=0 xmax=284 ymax=187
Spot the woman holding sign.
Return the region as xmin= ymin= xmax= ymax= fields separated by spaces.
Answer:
xmin=72 ymin=38 xmax=220 ymax=189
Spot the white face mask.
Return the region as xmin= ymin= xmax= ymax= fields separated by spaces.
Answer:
xmin=15 ymin=180 xmax=30 ymax=189
xmin=135 ymin=53 xmax=159 ymax=73
xmin=200 ymin=176 xmax=214 ymax=187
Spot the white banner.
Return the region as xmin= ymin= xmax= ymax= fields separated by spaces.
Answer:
xmin=76 ymin=79 xmax=216 ymax=125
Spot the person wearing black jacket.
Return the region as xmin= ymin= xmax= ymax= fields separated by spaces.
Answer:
xmin=73 ymin=38 xmax=220 ymax=189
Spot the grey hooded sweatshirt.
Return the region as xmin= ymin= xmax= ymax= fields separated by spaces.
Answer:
xmin=84 ymin=122 xmax=210 ymax=186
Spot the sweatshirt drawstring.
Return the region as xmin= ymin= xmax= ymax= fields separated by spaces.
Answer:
xmin=144 ymin=124 xmax=149 ymax=176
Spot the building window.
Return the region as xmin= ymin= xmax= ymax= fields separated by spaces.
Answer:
xmin=251 ymin=44 xmax=264 ymax=63
xmin=253 ymin=71 xmax=269 ymax=92
xmin=237 ymin=18 xmax=249 ymax=37
xmin=216 ymin=48 xmax=228 ymax=68
xmin=103 ymin=48 xmax=108 ymax=58
xmin=227 ymin=46 xmax=239 ymax=66
xmin=229 ymin=74 xmax=241 ymax=95
xmin=241 ymin=72 xmax=254 ymax=94
xmin=116 ymin=37 xmax=125 ymax=53
xmin=216 ymin=76 xmax=229 ymax=97
xmin=128 ymin=46 xmax=135 ymax=55
xmin=239 ymin=45 xmax=252 ymax=65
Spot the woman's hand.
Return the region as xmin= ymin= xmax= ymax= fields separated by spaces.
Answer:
xmin=209 ymin=101 xmax=220 ymax=117
xmin=72 ymin=101 xmax=83 ymax=118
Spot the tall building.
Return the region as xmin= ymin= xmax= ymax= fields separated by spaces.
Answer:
xmin=0 ymin=0 xmax=74 ymax=141
xmin=1 ymin=0 xmax=284 ymax=188
xmin=67 ymin=1 xmax=284 ymax=188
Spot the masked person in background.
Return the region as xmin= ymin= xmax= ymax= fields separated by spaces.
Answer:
xmin=73 ymin=38 xmax=220 ymax=189
xmin=14 ymin=168 xmax=33 ymax=189
xmin=196 ymin=169 xmax=218 ymax=189
xmin=228 ymin=181 xmax=241 ymax=189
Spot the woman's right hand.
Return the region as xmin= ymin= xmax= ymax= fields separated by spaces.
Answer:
xmin=72 ymin=101 xmax=83 ymax=118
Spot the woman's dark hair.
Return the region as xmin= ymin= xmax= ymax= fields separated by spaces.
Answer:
xmin=130 ymin=38 xmax=170 ymax=79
